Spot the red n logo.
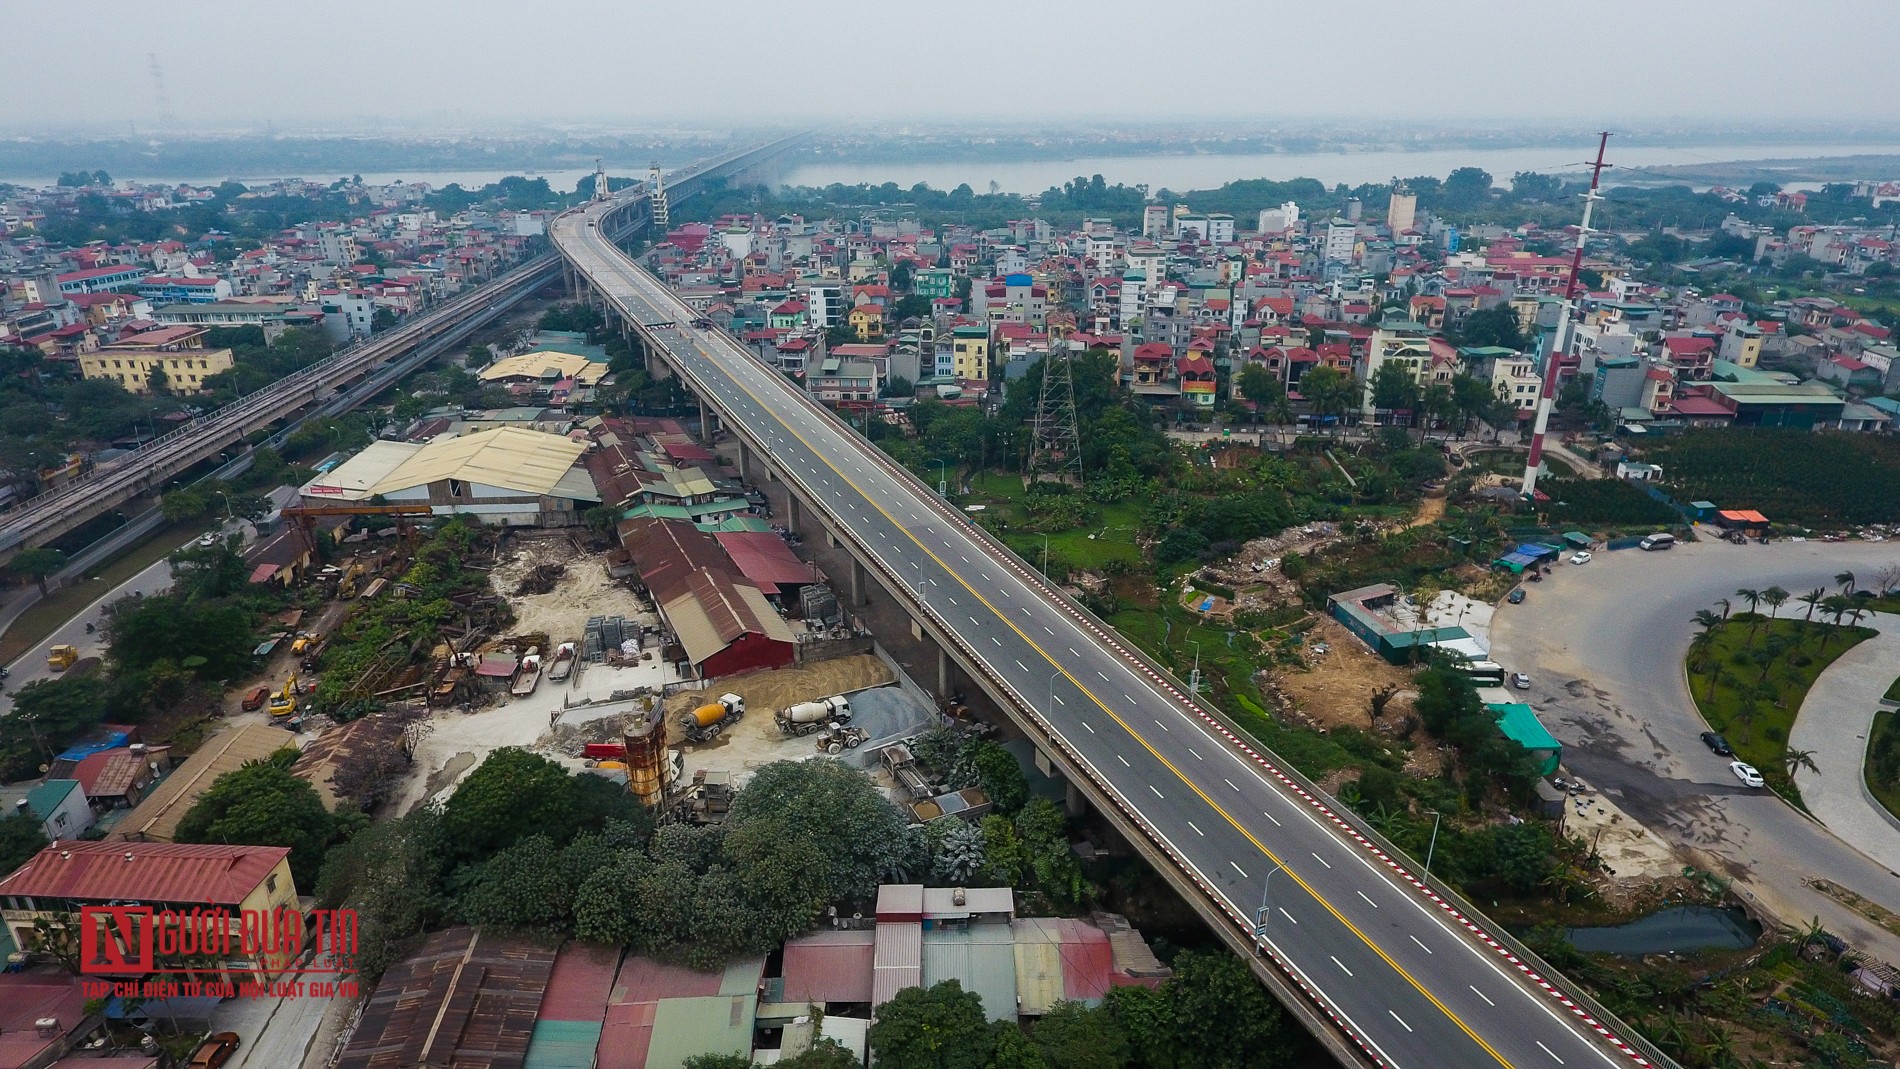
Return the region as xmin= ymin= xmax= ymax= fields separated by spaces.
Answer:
xmin=79 ymin=906 xmax=153 ymax=973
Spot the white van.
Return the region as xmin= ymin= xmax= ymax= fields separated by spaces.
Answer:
xmin=1639 ymin=533 xmax=1676 ymax=551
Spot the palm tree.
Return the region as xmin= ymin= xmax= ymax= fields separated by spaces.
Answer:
xmin=1836 ymin=570 xmax=1857 ymax=596
xmin=1691 ymin=608 xmax=1722 ymax=633
xmin=1267 ymin=395 xmax=1295 ymax=448
xmin=1734 ymin=587 xmax=1761 ymax=615
xmin=1818 ymin=595 xmax=1853 ymax=654
xmin=1762 ymin=585 xmax=1789 ymax=621
xmin=1689 ymin=631 xmax=1718 ymax=700
xmin=1715 ymin=597 xmax=1731 ymax=621
xmin=1785 ymin=748 xmax=1819 ymax=779
xmin=1798 ymin=587 xmax=1824 ymax=623
xmin=1732 ymin=691 xmax=1761 ymax=743
xmin=1419 ymin=382 xmax=1454 ymax=441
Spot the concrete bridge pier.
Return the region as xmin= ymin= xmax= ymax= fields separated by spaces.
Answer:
xmin=698 ymin=399 xmax=716 ymax=444
xmin=734 ymin=439 xmax=751 ymax=482
xmin=1031 ymin=747 xmax=1090 ymax=817
xmin=785 ymin=494 xmax=803 ymax=532
xmin=848 ymin=557 xmax=869 ymax=607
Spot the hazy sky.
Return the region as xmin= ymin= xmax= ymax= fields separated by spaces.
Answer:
xmin=7 ymin=0 xmax=1898 ymax=132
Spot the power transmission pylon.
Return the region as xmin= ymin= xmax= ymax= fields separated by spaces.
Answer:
xmin=648 ymin=164 xmax=669 ymax=228
xmin=1026 ymin=352 xmax=1083 ymax=485
xmin=146 ymin=53 xmax=177 ymax=128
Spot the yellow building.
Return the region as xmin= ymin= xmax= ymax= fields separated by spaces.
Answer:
xmin=848 ymin=303 xmax=887 ymax=342
xmin=0 ymin=841 xmax=300 ymax=983
xmin=950 ymin=325 xmax=991 ymax=380
xmin=80 ymin=325 xmax=233 ymax=394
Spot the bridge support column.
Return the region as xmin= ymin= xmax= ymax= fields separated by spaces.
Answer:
xmin=734 ymin=439 xmax=750 ymax=481
xmin=848 ymin=558 xmax=868 ymax=606
xmin=785 ymin=495 xmax=803 ymax=532
xmin=698 ymin=399 xmax=715 ymax=444
xmin=937 ymin=647 xmax=951 ymax=698
xmin=1064 ymin=780 xmax=1087 ymax=818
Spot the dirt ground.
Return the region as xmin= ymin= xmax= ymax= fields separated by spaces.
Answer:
xmin=490 ymin=533 xmax=652 ymax=643
xmin=1267 ymin=617 xmax=1421 ymax=734
xmin=1194 ymin=522 xmax=1345 ymax=618
xmin=1562 ymin=781 xmax=1681 ymax=889
xmin=1407 ymin=493 xmax=1447 ymax=529
xmin=660 ymin=654 xmax=893 ymax=725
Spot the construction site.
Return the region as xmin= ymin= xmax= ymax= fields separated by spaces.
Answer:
xmin=231 ymin=418 xmax=947 ymax=826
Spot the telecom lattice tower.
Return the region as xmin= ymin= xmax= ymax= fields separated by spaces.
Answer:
xmin=648 ymin=164 xmax=669 ymax=229
xmin=1027 ymin=352 xmax=1084 ymax=484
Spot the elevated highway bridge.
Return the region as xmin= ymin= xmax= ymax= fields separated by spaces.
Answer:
xmin=0 ymin=137 xmax=800 ymax=564
xmin=551 ymin=182 xmax=1676 ymax=1069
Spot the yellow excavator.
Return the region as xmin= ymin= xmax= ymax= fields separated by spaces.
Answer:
xmin=268 ymin=673 xmax=299 ymax=718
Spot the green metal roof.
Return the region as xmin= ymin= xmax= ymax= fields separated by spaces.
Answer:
xmin=523 ymin=1020 xmax=601 ymax=1069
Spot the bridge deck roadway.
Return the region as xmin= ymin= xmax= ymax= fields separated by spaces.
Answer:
xmin=553 ymin=200 xmax=1667 ymax=1069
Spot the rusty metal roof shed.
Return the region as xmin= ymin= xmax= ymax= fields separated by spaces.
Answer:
xmin=335 ymin=926 xmax=555 ymax=1069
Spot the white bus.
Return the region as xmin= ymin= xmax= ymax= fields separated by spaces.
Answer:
xmin=1457 ymin=660 xmax=1507 ymax=687
xmin=1639 ymin=533 xmax=1676 ymax=551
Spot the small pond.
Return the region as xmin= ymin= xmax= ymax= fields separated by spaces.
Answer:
xmin=1565 ymin=906 xmax=1762 ymax=956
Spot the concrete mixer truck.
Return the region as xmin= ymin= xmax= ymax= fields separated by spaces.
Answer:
xmin=679 ymin=693 xmax=745 ymax=743
xmin=775 ymin=694 xmax=852 ymax=736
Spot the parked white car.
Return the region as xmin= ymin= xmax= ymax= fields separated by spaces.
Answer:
xmin=1568 ymin=551 xmax=1593 ymax=565
xmin=1511 ymin=672 xmax=1532 ymax=690
xmin=1729 ymin=761 xmax=1764 ymax=788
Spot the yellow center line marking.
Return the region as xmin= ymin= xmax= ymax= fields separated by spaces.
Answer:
xmin=599 ymin=253 xmax=1518 ymax=1068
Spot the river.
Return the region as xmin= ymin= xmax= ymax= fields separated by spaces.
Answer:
xmin=7 ymin=141 xmax=1898 ymax=197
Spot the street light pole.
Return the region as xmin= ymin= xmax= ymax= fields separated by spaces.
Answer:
xmin=212 ymin=489 xmax=237 ymax=527
xmin=1047 ymin=669 xmax=1060 ymax=716
xmin=1253 ymin=862 xmax=1284 ymax=943
xmin=1188 ymin=640 xmax=1202 ymax=696
xmin=1425 ymin=810 xmax=1443 ymax=877
xmin=1041 ymin=535 xmax=1049 ymax=577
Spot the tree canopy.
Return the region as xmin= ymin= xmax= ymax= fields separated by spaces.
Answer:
xmin=175 ymin=748 xmax=361 ymax=886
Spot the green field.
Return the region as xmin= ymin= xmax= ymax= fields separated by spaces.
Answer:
xmin=1886 ymin=675 xmax=1900 ymax=704
xmin=961 ymin=471 xmax=1145 ymax=572
xmin=1687 ymin=617 xmax=1873 ymax=797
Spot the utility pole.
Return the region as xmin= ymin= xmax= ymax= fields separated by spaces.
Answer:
xmin=1522 ymin=133 xmax=1611 ymax=499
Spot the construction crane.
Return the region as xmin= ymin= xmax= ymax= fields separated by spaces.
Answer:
xmin=279 ymin=504 xmax=435 ymax=555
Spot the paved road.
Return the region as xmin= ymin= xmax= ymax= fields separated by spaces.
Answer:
xmin=557 ymin=203 xmax=1653 ymax=1069
xmin=0 ymin=523 xmax=257 ymax=716
xmin=1489 ymin=540 xmax=1900 ymax=961
xmin=1788 ymin=611 xmax=1900 ymax=871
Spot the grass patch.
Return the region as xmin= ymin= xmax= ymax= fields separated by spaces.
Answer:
xmin=962 ymin=470 xmax=1144 ymax=572
xmin=1887 ymin=676 xmax=1900 ymax=704
xmin=1686 ymin=617 xmax=1873 ymax=791
xmin=1866 ymin=711 xmax=1900 ymax=825
xmin=0 ymin=518 xmax=210 ymax=667
xmin=1466 ymin=448 xmax=1578 ymax=478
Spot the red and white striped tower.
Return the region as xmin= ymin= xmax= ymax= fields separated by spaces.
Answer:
xmin=1522 ymin=132 xmax=1612 ymax=498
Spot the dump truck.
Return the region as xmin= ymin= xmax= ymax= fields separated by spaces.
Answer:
xmin=47 ymin=645 xmax=78 ymax=672
xmin=776 ymin=695 xmax=852 ymax=735
xmin=268 ymin=674 xmax=299 ymax=718
xmin=680 ymin=693 xmax=745 ymax=743
xmin=814 ymin=723 xmax=868 ymax=755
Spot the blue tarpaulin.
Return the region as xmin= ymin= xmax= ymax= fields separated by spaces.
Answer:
xmin=55 ymin=731 xmax=129 ymax=763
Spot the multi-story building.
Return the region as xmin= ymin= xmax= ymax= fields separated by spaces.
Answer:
xmin=136 ymin=276 xmax=233 ymax=304
xmin=0 ymin=841 xmax=299 ymax=984
xmin=1387 ymin=187 xmax=1417 ymax=234
xmin=55 ymin=264 xmax=147 ymax=296
xmin=1324 ymin=220 xmax=1357 ymax=264
xmin=807 ymin=358 xmax=879 ymax=403
xmin=948 ymin=324 xmax=991 ymax=381
xmin=79 ymin=325 xmax=234 ymax=393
